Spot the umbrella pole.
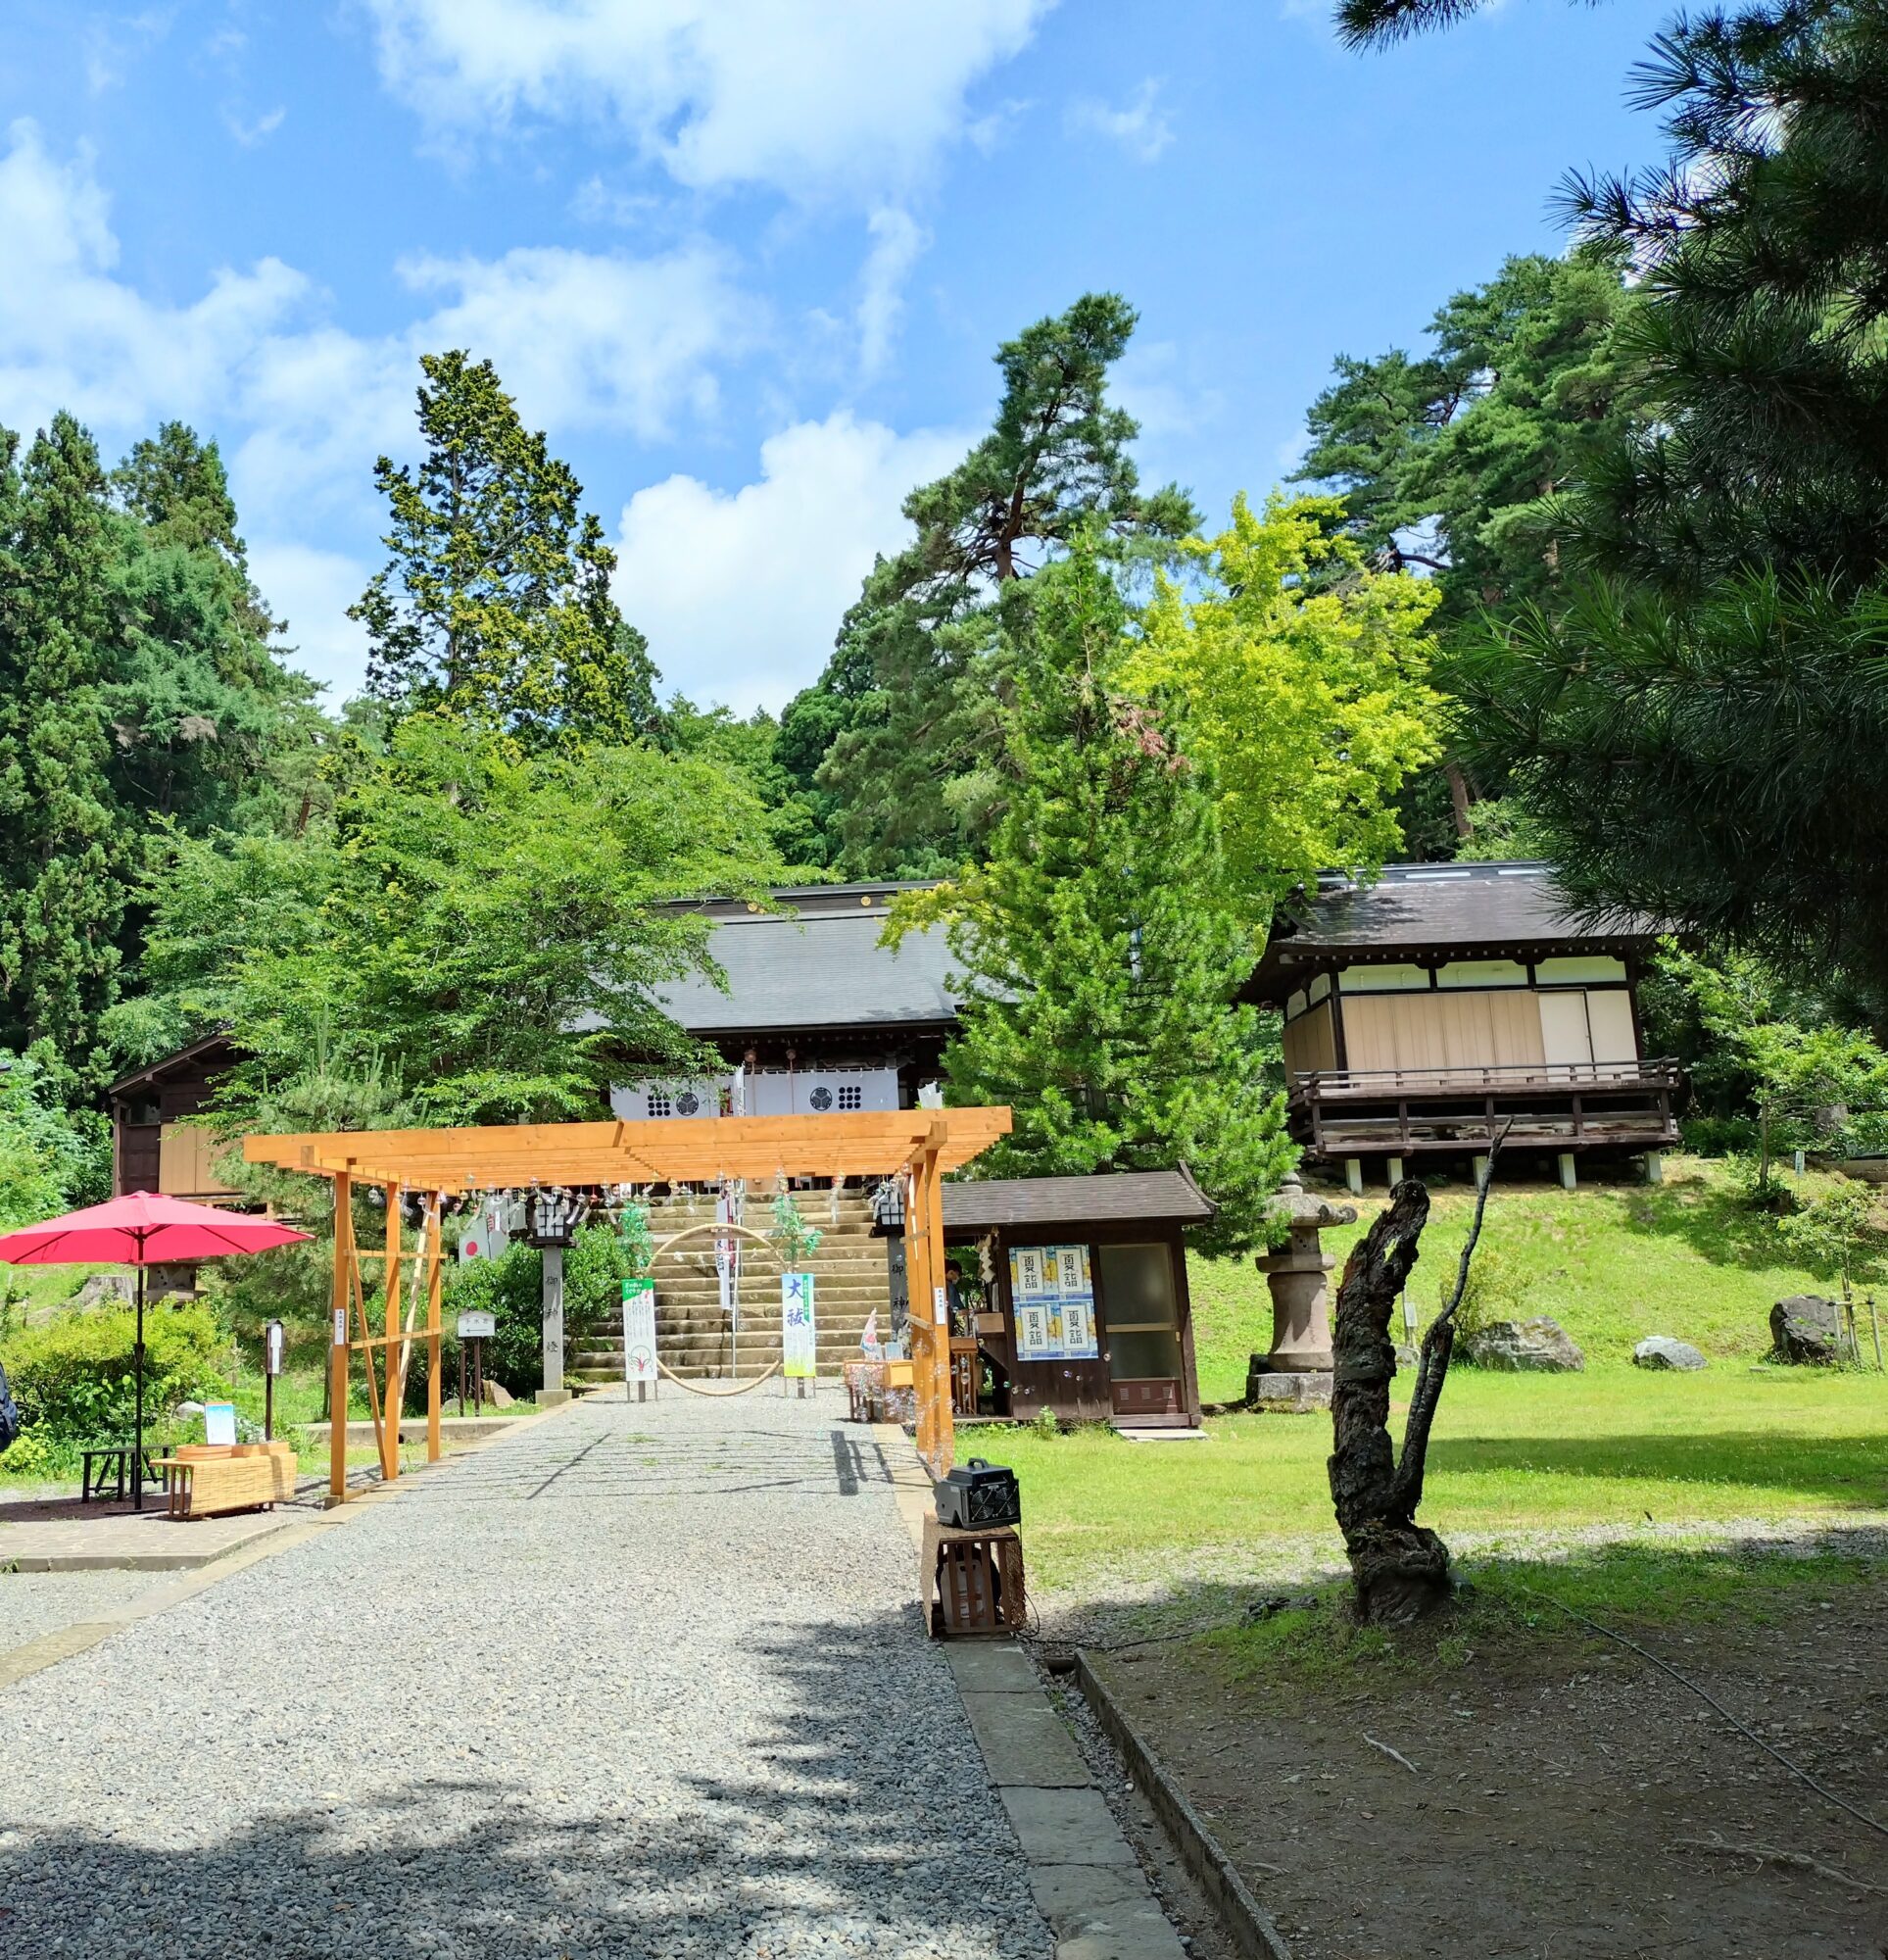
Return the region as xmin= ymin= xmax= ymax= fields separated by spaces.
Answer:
xmin=133 ymin=1262 xmax=146 ymax=1513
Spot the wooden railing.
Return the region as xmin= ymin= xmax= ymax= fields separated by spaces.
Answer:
xmin=1284 ymin=1058 xmax=1683 ymax=1155
xmin=1288 ymin=1059 xmax=1682 ymax=1102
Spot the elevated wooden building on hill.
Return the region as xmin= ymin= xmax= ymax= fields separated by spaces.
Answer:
xmin=1247 ymin=860 xmax=1679 ymax=1191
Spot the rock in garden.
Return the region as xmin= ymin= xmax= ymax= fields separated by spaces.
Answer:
xmin=1769 ymin=1295 xmax=1843 ymax=1365
xmin=485 ymin=1380 xmax=514 ymax=1407
xmin=1462 ymin=1316 xmax=1585 ymax=1372
xmin=70 ymin=1273 xmax=131 ymax=1307
xmin=1633 ymin=1335 xmax=1707 ymax=1371
xmin=1245 ymin=1364 xmax=1333 ymax=1412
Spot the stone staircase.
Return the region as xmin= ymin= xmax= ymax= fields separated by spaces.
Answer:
xmin=567 ymin=1190 xmax=895 ymax=1385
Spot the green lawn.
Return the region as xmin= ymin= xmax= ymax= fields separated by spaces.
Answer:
xmin=1002 ymin=1367 xmax=1888 ymax=1595
xmin=1187 ymin=1153 xmax=1866 ymax=1402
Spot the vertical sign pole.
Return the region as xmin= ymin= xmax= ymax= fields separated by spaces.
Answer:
xmin=381 ymin=1183 xmax=403 ymax=1484
xmin=425 ymin=1195 xmax=443 ymax=1464
xmin=542 ymin=1246 xmax=565 ymax=1402
xmin=329 ymin=1170 xmax=353 ymax=1505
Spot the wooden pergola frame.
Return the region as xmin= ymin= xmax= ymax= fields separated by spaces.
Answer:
xmin=244 ymin=1108 xmax=1011 ymax=1502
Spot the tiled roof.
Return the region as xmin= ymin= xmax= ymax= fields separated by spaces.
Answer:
xmin=654 ymin=908 xmax=958 ymax=1034
xmin=1252 ymin=860 xmax=1660 ymax=991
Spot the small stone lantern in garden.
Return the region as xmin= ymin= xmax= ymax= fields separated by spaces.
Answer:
xmin=1246 ymin=1171 xmax=1357 ymax=1411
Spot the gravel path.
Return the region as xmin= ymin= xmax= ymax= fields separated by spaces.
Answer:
xmin=0 ymin=1569 xmax=170 ymax=1655
xmin=0 ymin=1392 xmax=1052 ymax=1959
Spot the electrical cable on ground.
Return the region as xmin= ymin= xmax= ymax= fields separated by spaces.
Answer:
xmin=1519 ymin=1585 xmax=1888 ymax=1839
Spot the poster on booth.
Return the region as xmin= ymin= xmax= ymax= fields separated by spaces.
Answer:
xmin=621 ymin=1278 xmax=657 ymax=1388
xmin=1009 ymin=1244 xmax=1099 ymax=1362
xmin=781 ymin=1272 xmax=817 ymax=1379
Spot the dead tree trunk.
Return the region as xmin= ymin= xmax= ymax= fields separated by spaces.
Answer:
xmin=1328 ymin=1152 xmax=1502 ymax=1625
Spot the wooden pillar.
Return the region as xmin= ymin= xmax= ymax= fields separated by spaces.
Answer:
xmin=922 ymin=1144 xmax=954 ymax=1478
xmin=425 ymin=1194 xmax=443 ymax=1464
xmin=328 ymin=1171 xmax=352 ymax=1505
xmin=906 ymin=1157 xmax=936 ymax=1470
xmin=380 ymin=1182 xmax=402 ymax=1484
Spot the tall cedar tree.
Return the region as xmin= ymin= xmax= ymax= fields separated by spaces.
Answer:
xmin=780 ymin=295 xmax=1197 ymax=875
xmin=354 ymin=352 xmax=659 ymax=747
xmin=0 ymin=416 xmax=315 ymax=1094
xmin=0 ymin=417 xmax=128 ymax=1090
xmin=889 ymin=539 xmax=1294 ymax=1253
xmin=1451 ymin=1 xmax=1888 ymax=996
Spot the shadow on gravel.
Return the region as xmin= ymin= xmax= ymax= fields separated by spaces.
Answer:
xmin=0 ymin=1605 xmax=1045 ymax=1960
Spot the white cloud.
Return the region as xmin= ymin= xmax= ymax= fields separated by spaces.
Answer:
xmin=400 ymin=242 xmax=754 ymax=437
xmin=0 ymin=122 xmax=754 ymax=535
xmin=613 ymin=413 xmax=965 ymax=712
xmin=856 ymin=208 xmax=928 ymax=380
xmin=1113 ymin=340 xmax=1223 ymax=443
xmin=1065 ymin=78 xmax=1173 ymax=164
xmin=225 ymin=104 xmax=287 ymax=147
xmin=362 ymin=0 xmax=1053 ymax=200
xmin=0 ymin=120 xmax=308 ymax=440
xmin=248 ymin=540 xmax=373 ymax=700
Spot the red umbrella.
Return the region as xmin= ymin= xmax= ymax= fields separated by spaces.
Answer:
xmin=0 ymin=1192 xmax=311 ymax=1509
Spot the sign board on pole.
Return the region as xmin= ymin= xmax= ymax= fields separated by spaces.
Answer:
xmin=1009 ymin=1244 xmax=1099 ymax=1362
xmin=264 ymin=1319 xmax=285 ymax=1376
xmin=622 ymin=1278 xmax=657 ymax=1389
xmin=456 ymin=1310 xmax=497 ymax=1340
xmin=782 ymin=1272 xmax=817 ymax=1379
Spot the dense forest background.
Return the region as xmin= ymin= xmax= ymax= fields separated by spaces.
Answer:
xmin=6 ymin=0 xmax=1888 ymax=1256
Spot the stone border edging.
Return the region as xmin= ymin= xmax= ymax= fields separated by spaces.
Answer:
xmin=1075 ymin=1650 xmax=1293 ymax=1960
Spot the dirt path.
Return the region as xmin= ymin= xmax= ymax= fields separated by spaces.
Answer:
xmin=1093 ymin=1578 xmax=1888 ymax=1959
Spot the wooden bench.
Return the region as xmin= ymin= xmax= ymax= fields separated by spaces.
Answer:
xmin=155 ymin=1443 xmax=298 ymax=1520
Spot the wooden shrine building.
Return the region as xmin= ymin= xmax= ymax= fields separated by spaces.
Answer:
xmin=1248 ymin=860 xmax=1679 ymax=1190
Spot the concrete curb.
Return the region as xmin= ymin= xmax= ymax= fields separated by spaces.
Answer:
xmin=1075 ymin=1651 xmax=1292 ymax=1960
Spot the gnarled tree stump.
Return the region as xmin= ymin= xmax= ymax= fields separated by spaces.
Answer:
xmin=1327 ymin=1164 xmax=1494 ymax=1626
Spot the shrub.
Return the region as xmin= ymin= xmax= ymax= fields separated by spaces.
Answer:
xmin=1682 ymin=1113 xmax=1761 ymax=1158
xmin=0 ymin=1301 xmax=230 ymax=1445
xmin=1441 ymin=1244 xmax=1530 ymax=1348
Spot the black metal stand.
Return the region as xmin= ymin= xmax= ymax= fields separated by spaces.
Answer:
xmin=133 ymin=1263 xmax=146 ymax=1513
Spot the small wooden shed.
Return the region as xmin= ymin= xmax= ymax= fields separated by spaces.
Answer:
xmin=879 ymin=1169 xmax=1215 ymax=1430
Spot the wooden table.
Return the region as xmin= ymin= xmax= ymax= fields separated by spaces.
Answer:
xmin=920 ymin=1515 xmax=1026 ymax=1637
xmin=80 ymin=1445 xmax=163 ymax=1503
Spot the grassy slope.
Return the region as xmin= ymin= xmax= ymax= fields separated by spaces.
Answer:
xmin=1001 ymin=1370 xmax=1888 ymax=1592
xmin=1187 ymin=1154 xmax=1857 ymax=1403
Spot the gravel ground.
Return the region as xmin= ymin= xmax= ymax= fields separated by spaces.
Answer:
xmin=0 ymin=1391 xmax=1051 ymax=1959
xmin=0 ymin=1569 xmax=170 ymax=1655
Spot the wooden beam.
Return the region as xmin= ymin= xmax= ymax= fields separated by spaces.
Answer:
xmin=380 ymin=1183 xmax=402 ymax=1485
xmin=425 ymin=1198 xmax=443 ymax=1465
xmin=328 ymin=1171 xmax=352 ymax=1504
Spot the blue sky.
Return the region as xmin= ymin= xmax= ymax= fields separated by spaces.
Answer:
xmin=0 ymin=0 xmax=1661 ymax=711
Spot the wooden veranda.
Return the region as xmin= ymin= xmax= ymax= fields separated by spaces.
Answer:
xmin=244 ymin=1108 xmax=1011 ymax=1502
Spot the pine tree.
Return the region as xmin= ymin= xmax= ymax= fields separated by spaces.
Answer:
xmin=892 ymin=538 xmax=1294 ymax=1253
xmin=783 ymin=294 xmax=1197 ymax=876
xmin=1452 ymin=1 xmax=1888 ymax=996
xmin=353 ymin=352 xmax=659 ymax=748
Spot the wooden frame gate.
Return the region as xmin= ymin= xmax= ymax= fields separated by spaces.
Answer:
xmin=244 ymin=1108 xmax=1011 ymax=1502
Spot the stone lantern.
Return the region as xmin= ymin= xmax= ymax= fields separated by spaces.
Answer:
xmin=1246 ymin=1172 xmax=1357 ymax=1411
